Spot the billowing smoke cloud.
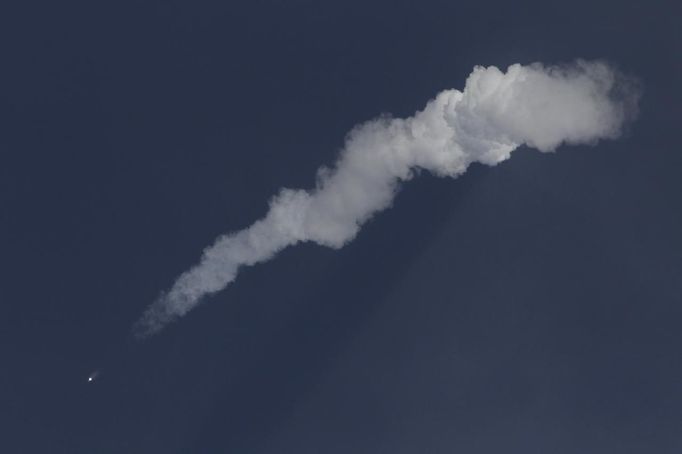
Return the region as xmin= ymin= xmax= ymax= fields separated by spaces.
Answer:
xmin=134 ymin=60 xmax=638 ymax=337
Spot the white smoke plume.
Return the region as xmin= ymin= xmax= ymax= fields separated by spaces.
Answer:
xmin=133 ymin=60 xmax=638 ymax=337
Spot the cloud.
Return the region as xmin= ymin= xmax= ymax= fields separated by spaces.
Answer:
xmin=133 ymin=60 xmax=639 ymax=337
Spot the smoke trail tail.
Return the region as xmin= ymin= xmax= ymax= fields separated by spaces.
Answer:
xmin=134 ymin=60 xmax=639 ymax=338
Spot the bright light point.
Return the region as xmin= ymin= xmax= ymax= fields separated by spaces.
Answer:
xmin=88 ymin=377 xmax=93 ymax=382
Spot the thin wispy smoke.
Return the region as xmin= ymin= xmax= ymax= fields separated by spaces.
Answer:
xmin=134 ymin=60 xmax=639 ymax=337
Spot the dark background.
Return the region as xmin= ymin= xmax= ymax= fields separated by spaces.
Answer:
xmin=1 ymin=0 xmax=680 ymax=452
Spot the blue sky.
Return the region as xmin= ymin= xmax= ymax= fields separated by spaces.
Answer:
xmin=1 ymin=1 xmax=680 ymax=452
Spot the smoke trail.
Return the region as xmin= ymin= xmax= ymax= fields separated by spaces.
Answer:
xmin=133 ymin=60 xmax=638 ymax=337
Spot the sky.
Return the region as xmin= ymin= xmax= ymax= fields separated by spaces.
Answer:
xmin=1 ymin=0 xmax=680 ymax=453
